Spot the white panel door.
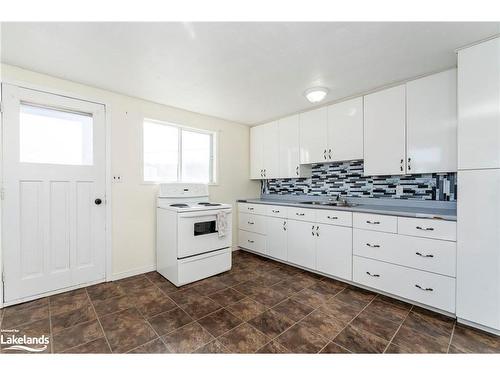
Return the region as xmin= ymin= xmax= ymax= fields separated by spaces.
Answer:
xmin=407 ymin=69 xmax=457 ymax=173
xmin=299 ymin=107 xmax=328 ymax=164
xmin=262 ymin=121 xmax=280 ymax=178
xmin=2 ymin=84 xmax=106 ymax=303
xmin=286 ymin=220 xmax=316 ymax=269
xmin=327 ymin=97 xmax=364 ymax=162
xmin=363 ymin=85 xmax=406 ymax=176
xmin=278 ymin=115 xmax=300 ymax=178
xmin=457 ymin=169 xmax=500 ymax=330
xmin=250 ymin=125 xmax=264 ymax=179
xmin=266 ymin=217 xmax=287 ymax=261
xmin=458 ymin=37 xmax=500 ymax=170
xmin=316 ymin=224 xmax=352 ymax=280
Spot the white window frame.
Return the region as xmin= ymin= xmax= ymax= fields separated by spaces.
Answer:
xmin=142 ymin=118 xmax=218 ymax=185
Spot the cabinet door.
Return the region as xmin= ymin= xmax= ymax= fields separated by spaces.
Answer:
xmin=287 ymin=220 xmax=316 ymax=269
xmin=279 ymin=115 xmax=300 ymax=178
xmin=316 ymin=224 xmax=352 ymax=280
xmin=327 ymin=97 xmax=364 ymax=162
xmin=266 ymin=217 xmax=287 ymax=261
xmin=299 ymin=107 xmax=328 ymax=164
xmin=407 ymin=69 xmax=457 ymax=173
xmin=457 ymin=169 xmax=500 ymax=330
xmin=458 ymin=38 xmax=500 ymax=170
xmin=250 ymin=125 xmax=264 ymax=179
xmin=262 ymin=121 xmax=280 ymax=178
xmin=363 ymin=85 xmax=406 ymax=176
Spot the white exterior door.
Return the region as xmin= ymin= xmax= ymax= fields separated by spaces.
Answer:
xmin=266 ymin=217 xmax=287 ymax=261
xmin=2 ymin=84 xmax=107 ymax=303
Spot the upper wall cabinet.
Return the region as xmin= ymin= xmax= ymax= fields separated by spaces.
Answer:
xmin=327 ymin=97 xmax=364 ymax=162
xmin=250 ymin=125 xmax=264 ymax=179
xmin=250 ymin=121 xmax=279 ymax=179
xmin=458 ymin=37 xmax=500 ymax=170
xmin=299 ymin=107 xmax=328 ymax=164
xmin=407 ymin=69 xmax=457 ymax=173
xmin=279 ymin=115 xmax=302 ymax=178
xmin=364 ymin=85 xmax=407 ymax=176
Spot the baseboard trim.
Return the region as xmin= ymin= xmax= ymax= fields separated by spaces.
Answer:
xmin=457 ymin=318 xmax=500 ymax=337
xmin=111 ymin=264 xmax=156 ymax=282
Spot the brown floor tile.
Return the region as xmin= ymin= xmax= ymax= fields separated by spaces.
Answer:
xmin=391 ymin=325 xmax=449 ymax=353
xmin=144 ymin=271 xmax=168 ymax=285
xmin=308 ymin=280 xmax=345 ymax=298
xmin=1 ymin=298 xmax=48 ymax=315
xmin=253 ymin=273 xmax=283 ymax=286
xmin=99 ymin=308 xmax=157 ymax=353
xmin=271 ymin=280 xmax=306 ymax=296
xmin=129 ymin=338 xmax=170 ymax=353
xmin=272 ymin=298 xmax=314 ymax=322
xmin=130 ymin=288 xmax=178 ymax=318
xmin=217 ymin=269 xmax=256 ymax=286
xmin=292 ymin=288 xmax=329 ymax=308
xmin=350 ymin=309 xmax=401 ymax=341
xmin=233 ymin=280 xmax=265 ymax=296
xmin=209 ymin=288 xmax=245 ymax=307
xmin=1 ymin=304 xmax=49 ymax=329
xmin=195 ymin=339 xmax=231 ymax=353
xmin=86 ymin=282 xmax=124 ymax=302
xmin=362 ymin=297 xmax=410 ymax=324
xmin=198 ymin=309 xmax=242 ymax=337
xmin=251 ymin=287 xmax=287 ymax=307
xmin=248 ymin=309 xmax=294 ymax=338
xmin=114 ymin=275 xmax=150 ymax=291
xmin=320 ymin=342 xmax=351 ymax=353
xmin=332 ymin=287 xmax=376 ymax=310
xmin=292 ymin=273 xmax=320 ymax=290
xmin=62 ymin=337 xmax=111 ymax=353
xmin=276 ymin=323 xmax=330 ymax=353
xmin=49 ymin=289 xmax=89 ymax=316
xmin=192 ymin=278 xmax=228 ymax=295
xmin=180 ymin=295 xmax=221 ymax=319
xmin=169 ymin=288 xmax=202 ymax=305
xmin=162 ymin=322 xmax=213 ymax=353
xmin=53 ymin=319 xmax=103 ymax=352
xmin=257 ymin=340 xmax=290 ymax=353
xmin=333 ymin=325 xmax=388 ymax=353
xmin=148 ymin=307 xmax=193 ymax=336
xmin=449 ymin=324 xmax=500 ymax=353
xmin=300 ymin=309 xmax=347 ymax=340
xmin=397 ymin=309 xmax=454 ymax=349
xmin=51 ymin=304 xmax=96 ymax=333
xmin=218 ymin=323 xmax=270 ymax=353
xmin=92 ymin=294 xmax=133 ymax=317
xmin=156 ymin=280 xmax=181 ymax=295
xmin=384 ymin=343 xmax=413 ymax=353
xmin=319 ymin=299 xmax=362 ymax=324
xmin=225 ymin=298 xmax=268 ymax=321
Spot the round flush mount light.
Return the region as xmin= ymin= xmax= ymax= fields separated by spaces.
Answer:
xmin=304 ymin=87 xmax=329 ymax=103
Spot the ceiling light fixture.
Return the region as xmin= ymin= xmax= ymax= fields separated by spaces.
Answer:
xmin=304 ymin=87 xmax=329 ymax=103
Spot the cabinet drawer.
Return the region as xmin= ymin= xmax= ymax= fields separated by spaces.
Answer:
xmin=315 ymin=209 xmax=352 ymax=227
xmin=353 ymin=212 xmax=397 ymax=233
xmin=398 ymin=217 xmax=456 ymax=241
xmin=238 ymin=230 xmax=266 ymax=255
xmin=353 ymin=229 xmax=456 ymax=277
xmin=353 ymin=256 xmax=455 ymax=313
xmin=238 ymin=213 xmax=267 ymax=234
xmin=238 ymin=203 xmax=267 ymax=215
xmin=286 ymin=207 xmax=316 ymax=222
xmin=266 ymin=205 xmax=287 ymax=218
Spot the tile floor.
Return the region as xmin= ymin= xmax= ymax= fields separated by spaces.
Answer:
xmin=1 ymin=250 xmax=500 ymax=354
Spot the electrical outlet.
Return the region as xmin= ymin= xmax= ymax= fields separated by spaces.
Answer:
xmin=112 ymin=175 xmax=123 ymax=183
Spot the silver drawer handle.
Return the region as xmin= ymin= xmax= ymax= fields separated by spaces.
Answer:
xmin=366 ymin=243 xmax=380 ymax=248
xmin=247 ymin=221 xmax=254 ymax=225
xmin=366 ymin=220 xmax=380 ymax=225
xmin=327 ymin=216 xmax=338 ymax=220
xmin=366 ymin=271 xmax=380 ymax=277
xmin=296 ymin=213 xmax=305 ymax=216
xmin=416 ymin=226 xmax=434 ymax=231
xmin=415 ymin=284 xmax=433 ymax=292
xmin=272 ymin=210 xmax=280 ymax=213
xmin=247 ymin=239 xmax=254 ymax=243
xmin=415 ymin=252 xmax=434 ymax=258
xmin=248 ymin=207 xmax=254 ymax=211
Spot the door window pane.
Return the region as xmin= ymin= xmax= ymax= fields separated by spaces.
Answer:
xmin=143 ymin=121 xmax=179 ymax=181
xmin=181 ymin=130 xmax=211 ymax=183
xmin=20 ymin=104 xmax=93 ymax=165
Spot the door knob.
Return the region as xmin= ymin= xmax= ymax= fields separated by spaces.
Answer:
xmin=95 ymin=198 xmax=103 ymax=205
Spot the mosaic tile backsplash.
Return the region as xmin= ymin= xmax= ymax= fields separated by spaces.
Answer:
xmin=262 ymin=160 xmax=457 ymax=201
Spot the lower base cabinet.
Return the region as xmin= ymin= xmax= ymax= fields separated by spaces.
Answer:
xmin=316 ymin=224 xmax=352 ymax=280
xmin=286 ymin=219 xmax=316 ymax=270
xmin=238 ymin=229 xmax=266 ymax=255
xmin=266 ymin=217 xmax=287 ymax=261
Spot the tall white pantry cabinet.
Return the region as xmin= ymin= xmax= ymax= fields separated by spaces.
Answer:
xmin=457 ymin=37 xmax=500 ymax=334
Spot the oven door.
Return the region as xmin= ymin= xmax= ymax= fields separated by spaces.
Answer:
xmin=177 ymin=209 xmax=232 ymax=259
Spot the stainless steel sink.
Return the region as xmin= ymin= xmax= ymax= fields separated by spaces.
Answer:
xmin=300 ymin=201 xmax=357 ymax=207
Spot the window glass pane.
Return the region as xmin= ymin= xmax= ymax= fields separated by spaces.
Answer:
xmin=143 ymin=121 xmax=178 ymax=181
xmin=181 ymin=130 xmax=211 ymax=183
xmin=20 ymin=104 xmax=93 ymax=165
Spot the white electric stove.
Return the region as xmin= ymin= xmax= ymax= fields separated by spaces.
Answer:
xmin=156 ymin=183 xmax=232 ymax=286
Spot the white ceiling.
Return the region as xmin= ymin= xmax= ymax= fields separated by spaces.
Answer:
xmin=1 ymin=22 xmax=499 ymax=125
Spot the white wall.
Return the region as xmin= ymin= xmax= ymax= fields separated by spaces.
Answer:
xmin=1 ymin=64 xmax=260 ymax=280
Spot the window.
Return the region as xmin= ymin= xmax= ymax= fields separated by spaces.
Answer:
xmin=20 ymin=103 xmax=93 ymax=165
xmin=143 ymin=119 xmax=216 ymax=183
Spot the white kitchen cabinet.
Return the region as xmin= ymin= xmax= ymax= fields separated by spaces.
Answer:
xmin=250 ymin=121 xmax=279 ymax=179
xmin=458 ymin=37 xmax=500 ymax=170
xmin=299 ymin=106 xmax=328 ymax=164
xmin=266 ymin=217 xmax=287 ymax=261
xmin=286 ymin=219 xmax=316 ymax=269
xmin=363 ymin=85 xmax=406 ymax=176
xmin=316 ymin=224 xmax=352 ymax=280
xmin=457 ymin=169 xmax=500 ymax=331
xmin=407 ymin=69 xmax=457 ymax=173
xmin=327 ymin=97 xmax=364 ymax=162
xmin=250 ymin=125 xmax=264 ymax=179
xmin=278 ymin=115 xmax=311 ymax=178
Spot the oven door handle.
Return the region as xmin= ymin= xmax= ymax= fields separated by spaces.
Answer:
xmin=178 ymin=209 xmax=232 ymax=218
